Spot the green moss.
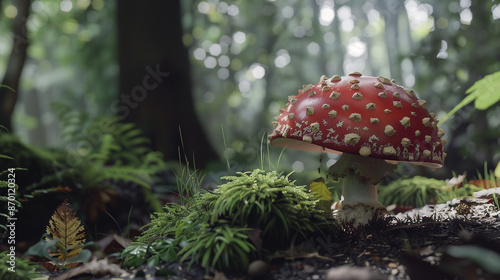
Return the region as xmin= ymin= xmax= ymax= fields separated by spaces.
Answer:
xmin=209 ymin=169 xmax=334 ymax=249
xmin=379 ymin=176 xmax=485 ymax=207
xmin=379 ymin=176 xmax=447 ymax=207
xmin=130 ymin=169 xmax=339 ymax=272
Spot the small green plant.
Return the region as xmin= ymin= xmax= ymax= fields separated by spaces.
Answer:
xmin=179 ymin=224 xmax=256 ymax=271
xmin=121 ymin=238 xmax=179 ymax=267
xmin=136 ymin=203 xmax=188 ymax=243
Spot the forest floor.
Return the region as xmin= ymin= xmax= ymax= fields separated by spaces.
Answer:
xmin=43 ymin=198 xmax=500 ymax=280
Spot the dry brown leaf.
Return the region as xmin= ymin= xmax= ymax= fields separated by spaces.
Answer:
xmin=95 ymin=234 xmax=131 ymax=255
xmin=46 ymin=199 xmax=86 ymax=263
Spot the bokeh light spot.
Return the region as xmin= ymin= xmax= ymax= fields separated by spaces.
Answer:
xmin=319 ymin=4 xmax=335 ymax=26
xmin=307 ymin=42 xmax=320 ymax=55
xmin=250 ymin=64 xmax=266 ymax=79
xmin=204 ymin=56 xmax=217 ymax=69
xmin=274 ymin=49 xmax=291 ymax=68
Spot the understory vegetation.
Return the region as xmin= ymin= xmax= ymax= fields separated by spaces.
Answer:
xmin=123 ymin=169 xmax=339 ymax=271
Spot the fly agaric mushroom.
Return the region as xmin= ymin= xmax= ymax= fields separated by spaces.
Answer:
xmin=268 ymin=73 xmax=446 ymax=227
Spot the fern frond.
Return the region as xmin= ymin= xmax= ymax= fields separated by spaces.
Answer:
xmin=87 ymin=133 xmax=120 ymax=165
xmin=94 ymin=166 xmax=154 ymax=189
xmin=52 ymin=103 xmax=90 ymax=144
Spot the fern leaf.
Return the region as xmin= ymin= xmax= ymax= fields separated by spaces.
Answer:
xmin=95 ymin=166 xmax=153 ymax=189
xmin=46 ymin=199 xmax=86 ymax=264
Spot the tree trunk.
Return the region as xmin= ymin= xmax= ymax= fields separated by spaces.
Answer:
xmin=0 ymin=0 xmax=30 ymax=131
xmin=116 ymin=1 xmax=219 ymax=168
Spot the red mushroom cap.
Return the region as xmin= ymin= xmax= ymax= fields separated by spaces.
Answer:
xmin=268 ymin=73 xmax=446 ymax=169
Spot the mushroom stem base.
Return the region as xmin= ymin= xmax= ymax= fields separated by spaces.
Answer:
xmin=336 ymin=203 xmax=387 ymax=229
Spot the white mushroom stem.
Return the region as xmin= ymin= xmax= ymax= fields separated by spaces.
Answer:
xmin=341 ymin=174 xmax=383 ymax=208
xmin=328 ymin=153 xmax=396 ymax=227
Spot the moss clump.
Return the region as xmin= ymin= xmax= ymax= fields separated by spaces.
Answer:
xmin=208 ymin=169 xmax=334 ymax=249
xmin=130 ymin=169 xmax=339 ymax=272
xmin=379 ymin=176 xmax=485 ymax=208
xmin=379 ymin=176 xmax=447 ymax=207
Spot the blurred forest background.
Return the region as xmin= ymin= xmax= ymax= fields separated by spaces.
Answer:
xmin=1 ymin=0 xmax=500 ymax=184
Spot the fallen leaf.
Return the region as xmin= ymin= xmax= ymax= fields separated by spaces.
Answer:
xmin=39 ymin=261 xmax=81 ymax=272
xmin=95 ymin=234 xmax=131 ymax=255
xmin=46 ymin=199 xmax=87 ymax=264
xmin=51 ymin=258 xmax=128 ymax=280
xmin=309 ymin=177 xmax=334 ymax=214
xmin=308 ymin=177 xmax=333 ymax=201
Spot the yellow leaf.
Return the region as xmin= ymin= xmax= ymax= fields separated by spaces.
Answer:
xmin=495 ymin=162 xmax=500 ymax=178
xmin=46 ymin=199 xmax=86 ymax=264
xmin=308 ymin=177 xmax=333 ymax=201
